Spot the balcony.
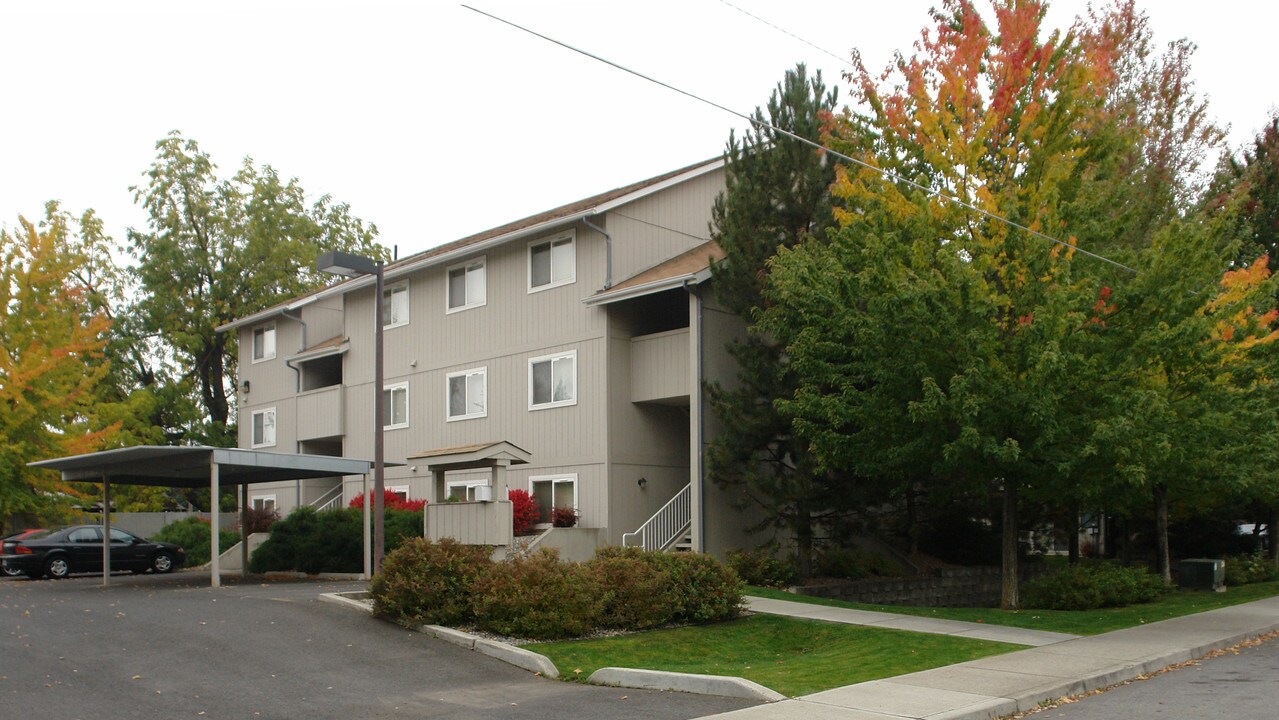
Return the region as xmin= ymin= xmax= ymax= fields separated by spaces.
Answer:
xmin=631 ymin=328 xmax=690 ymax=404
xmin=296 ymin=385 xmax=344 ymax=441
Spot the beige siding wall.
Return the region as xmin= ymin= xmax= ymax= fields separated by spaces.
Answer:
xmin=296 ymin=385 xmax=344 ymax=441
xmin=605 ymin=167 xmax=724 ymax=281
xmin=427 ymin=501 xmax=513 ymax=546
xmin=630 ymin=328 xmax=691 ymax=403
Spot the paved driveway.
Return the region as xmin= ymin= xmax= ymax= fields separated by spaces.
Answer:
xmin=0 ymin=571 xmax=756 ymax=719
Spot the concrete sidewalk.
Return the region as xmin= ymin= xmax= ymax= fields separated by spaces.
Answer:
xmin=746 ymin=596 xmax=1080 ymax=647
xmin=705 ymin=594 xmax=1279 ymax=720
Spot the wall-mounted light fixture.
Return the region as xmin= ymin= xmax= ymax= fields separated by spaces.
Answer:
xmin=241 ymin=380 xmax=250 ymax=394
xmin=637 ymin=477 xmax=647 ymax=488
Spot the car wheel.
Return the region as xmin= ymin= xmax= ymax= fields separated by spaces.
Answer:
xmin=45 ymin=556 xmax=71 ymax=580
xmin=2 ymin=565 xmax=23 ymax=577
xmin=151 ymin=551 xmax=175 ymax=574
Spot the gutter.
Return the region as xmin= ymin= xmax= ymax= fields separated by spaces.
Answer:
xmin=583 ymin=214 xmax=612 ymax=290
xmin=281 ymin=309 xmax=307 ymax=393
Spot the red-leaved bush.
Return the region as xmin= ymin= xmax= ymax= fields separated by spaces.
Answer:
xmin=508 ymin=489 xmax=540 ymax=535
xmin=551 ymin=506 xmax=578 ymax=528
xmin=349 ymin=489 xmax=427 ymax=512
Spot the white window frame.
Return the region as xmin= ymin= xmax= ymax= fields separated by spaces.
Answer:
xmin=387 ymin=485 xmax=409 ymax=502
xmin=383 ymin=280 xmax=410 ymax=329
xmin=529 ymin=474 xmax=578 ymax=528
xmin=446 ymin=478 xmax=489 ymax=502
xmin=251 ymin=323 xmax=276 ymax=364
xmin=383 ymin=382 xmax=409 ymax=430
xmin=445 ymin=256 xmax=487 ymax=314
xmin=251 ymin=407 xmax=277 ymax=448
xmin=446 ymin=366 xmax=488 ymax=422
xmin=251 ymin=495 xmax=277 ymax=512
xmin=528 ymin=350 xmax=577 ymax=410
xmin=527 ymin=231 xmax=576 ymax=293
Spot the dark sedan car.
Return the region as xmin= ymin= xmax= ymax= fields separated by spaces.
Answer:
xmin=1 ymin=525 xmax=185 ymax=579
xmin=2 ymin=529 xmax=46 ymax=576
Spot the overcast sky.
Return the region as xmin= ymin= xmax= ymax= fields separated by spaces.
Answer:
xmin=3 ymin=0 xmax=1275 ymax=260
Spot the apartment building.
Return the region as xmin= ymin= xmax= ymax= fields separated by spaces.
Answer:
xmin=218 ymin=158 xmax=759 ymax=558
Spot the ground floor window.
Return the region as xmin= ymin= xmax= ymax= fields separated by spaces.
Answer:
xmin=530 ymin=475 xmax=577 ymax=526
xmin=252 ymin=495 xmax=277 ymax=512
xmin=446 ymin=478 xmax=488 ymax=502
xmin=387 ymin=485 xmax=409 ymax=502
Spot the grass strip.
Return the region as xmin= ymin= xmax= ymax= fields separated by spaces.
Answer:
xmin=533 ymin=613 xmax=1018 ymax=697
xmin=747 ymin=580 xmax=1279 ymax=636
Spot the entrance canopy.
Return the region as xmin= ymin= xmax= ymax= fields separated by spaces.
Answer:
xmin=29 ymin=446 xmax=376 ymax=587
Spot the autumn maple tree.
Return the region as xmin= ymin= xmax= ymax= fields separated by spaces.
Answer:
xmin=0 ymin=211 xmax=120 ymax=527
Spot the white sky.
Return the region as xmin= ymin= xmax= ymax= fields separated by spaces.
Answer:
xmin=3 ymin=0 xmax=1275 ymax=259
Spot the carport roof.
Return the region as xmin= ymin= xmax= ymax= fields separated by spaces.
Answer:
xmin=28 ymin=446 xmax=379 ymax=487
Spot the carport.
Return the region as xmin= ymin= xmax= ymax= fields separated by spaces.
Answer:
xmin=28 ymin=446 xmax=376 ymax=587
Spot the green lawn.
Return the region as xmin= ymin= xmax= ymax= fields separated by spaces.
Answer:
xmin=533 ymin=614 xmax=1019 ymax=697
xmin=747 ymin=580 xmax=1279 ymax=636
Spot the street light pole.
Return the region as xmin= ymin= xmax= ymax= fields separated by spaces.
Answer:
xmin=316 ymin=250 xmax=388 ymax=574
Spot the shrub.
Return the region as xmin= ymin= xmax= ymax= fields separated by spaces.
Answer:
xmin=649 ymin=551 xmax=745 ymax=623
xmin=814 ymin=546 xmax=903 ymax=580
xmin=471 ymin=549 xmax=601 ymax=639
xmin=349 ymin=489 xmax=428 ymax=512
xmin=586 ymin=547 xmax=675 ymax=630
xmin=508 ymin=489 xmax=540 ymax=536
xmin=1023 ymin=562 xmax=1168 ymax=610
xmin=726 ymin=548 xmax=797 ymax=588
xmin=550 ymin=506 xmax=578 ymax=528
xmin=152 ymin=517 xmax=240 ymax=568
xmin=1224 ymin=552 xmax=1279 ymax=586
xmin=370 ymin=538 xmax=492 ymax=626
xmin=249 ymin=507 xmax=361 ymax=574
xmin=242 ymin=507 xmax=279 ymax=534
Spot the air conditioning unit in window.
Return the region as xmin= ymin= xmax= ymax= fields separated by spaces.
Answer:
xmin=473 ymin=485 xmax=493 ymax=503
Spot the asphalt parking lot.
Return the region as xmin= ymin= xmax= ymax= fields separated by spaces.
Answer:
xmin=0 ymin=571 xmax=756 ymax=719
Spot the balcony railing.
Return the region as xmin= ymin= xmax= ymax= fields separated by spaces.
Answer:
xmin=630 ymin=328 xmax=690 ymax=403
xmin=296 ymin=385 xmax=344 ymax=441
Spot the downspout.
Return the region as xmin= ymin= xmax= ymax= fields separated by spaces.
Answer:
xmin=584 ymin=214 xmax=613 ymax=290
xmin=281 ymin=309 xmax=307 ymax=393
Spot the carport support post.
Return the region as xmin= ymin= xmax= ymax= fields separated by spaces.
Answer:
xmin=210 ymin=459 xmax=220 ymax=588
xmin=240 ymin=483 xmax=249 ymax=577
xmin=362 ymin=473 xmax=370 ymax=580
xmin=102 ymin=474 xmax=111 ymax=587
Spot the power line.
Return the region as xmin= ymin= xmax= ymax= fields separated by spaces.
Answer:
xmin=461 ymin=4 xmax=1139 ymax=276
xmin=717 ymin=0 xmax=851 ymax=69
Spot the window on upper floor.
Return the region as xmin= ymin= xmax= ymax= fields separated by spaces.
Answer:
xmin=383 ymin=281 xmax=409 ymax=328
xmin=528 ymin=233 xmax=575 ymax=292
xmin=447 ymin=367 xmax=487 ymax=421
xmin=251 ymin=407 xmax=277 ymax=448
xmin=383 ymin=382 xmax=409 ymax=429
xmin=447 ymin=257 xmax=486 ymax=313
xmin=252 ymin=323 xmax=276 ymax=363
xmin=528 ymin=351 xmax=576 ymax=410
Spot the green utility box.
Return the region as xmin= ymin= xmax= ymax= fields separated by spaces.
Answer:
xmin=1178 ymin=558 xmax=1225 ymax=591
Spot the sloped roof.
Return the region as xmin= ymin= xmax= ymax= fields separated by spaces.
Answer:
xmin=218 ymin=157 xmax=723 ymax=332
xmin=584 ymin=241 xmax=724 ymax=306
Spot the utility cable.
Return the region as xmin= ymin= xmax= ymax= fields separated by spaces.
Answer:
xmin=461 ymin=4 xmax=1140 ymax=276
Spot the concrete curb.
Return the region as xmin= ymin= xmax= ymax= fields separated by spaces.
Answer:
xmin=588 ymin=667 xmax=786 ymax=702
xmin=474 ymin=638 xmax=561 ymax=679
xmin=420 ymin=624 xmax=477 ymax=650
xmin=318 ymin=591 xmax=373 ymax=614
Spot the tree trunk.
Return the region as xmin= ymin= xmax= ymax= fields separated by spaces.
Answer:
xmin=795 ymin=505 xmax=813 ymax=581
xmin=1067 ymin=502 xmax=1080 ymax=565
xmin=1001 ymin=480 xmax=1020 ymax=610
xmin=1154 ymin=483 xmax=1171 ymax=585
xmin=1269 ymin=505 xmax=1278 ymax=569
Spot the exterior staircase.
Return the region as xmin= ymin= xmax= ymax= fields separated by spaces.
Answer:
xmin=622 ymin=483 xmax=692 ymax=552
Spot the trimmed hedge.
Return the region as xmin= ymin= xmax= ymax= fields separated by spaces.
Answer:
xmin=370 ymin=543 xmax=744 ymax=640
xmin=471 ymin=549 xmax=601 ymax=639
xmin=371 ymin=538 xmax=492 ymax=626
xmin=152 ymin=517 xmax=240 ymax=568
xmin=249 ymin=507 xmax=424 ymax=574
xmin=1022 ymin=561 xmax=1168 ymax=610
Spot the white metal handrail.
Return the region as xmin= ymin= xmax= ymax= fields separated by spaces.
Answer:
xmin=622 ymin=483 xmax=691 ymax=551
xmin=312 ymin=485 xmax=344 ymax=512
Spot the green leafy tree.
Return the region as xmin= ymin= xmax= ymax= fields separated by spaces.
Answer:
xmin=705 ymin=64 xmax=841 ymax=579
xmin=129 ymin=132 xmax=383 ymax=444
xmin=0 ymin=211 xmax=119 ymax=529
